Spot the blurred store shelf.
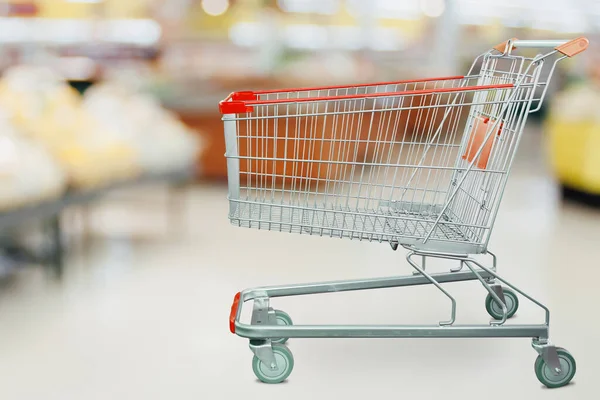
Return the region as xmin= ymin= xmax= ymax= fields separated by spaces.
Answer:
xmin=0 ymin=167 xmax=193 ymax=232
xmin=0 ymin=167 xmax=194 ymax=278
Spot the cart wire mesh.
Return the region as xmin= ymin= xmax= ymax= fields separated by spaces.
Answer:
xmin=221 ymin=51 xmax=546 ymax=253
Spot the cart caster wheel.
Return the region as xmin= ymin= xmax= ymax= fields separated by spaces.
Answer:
xmin=485 ymin=287 xmax=519 ymax=320
xmin=272 ymin=310 xmax=292 ymax=344
xmin=252 ymin=344 xmax=294 ymax=384
xmin=535 ymin=348 xmax=576 ymax=388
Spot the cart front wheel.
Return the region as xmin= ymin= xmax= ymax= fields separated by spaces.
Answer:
xmin=272 ymin=310 xmax=293 ymax=344
xmin=252 ymin=344 xmax=294 ymax=384
xmin=485 ymin=288 xmax=519 ymax=320
xmin=535 ymin=348 xmax=576 ymax=388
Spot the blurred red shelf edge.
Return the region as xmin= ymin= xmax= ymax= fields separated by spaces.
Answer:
xmin=0 ymin=2 xmax=38 ymax=16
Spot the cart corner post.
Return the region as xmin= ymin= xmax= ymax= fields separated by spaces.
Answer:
xmin=223 ymin=113 xmax=240 ymax=215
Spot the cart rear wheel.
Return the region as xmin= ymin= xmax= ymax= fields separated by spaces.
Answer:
xmin=272 ymin=310 xmax=293 ymax=344
xmin=485 ymin=287 xmax=519 ymax=320
xmin=535 ymin=348 xmax=576 ymax=388
xmin=252 ymin=344 xmax=294 ymax=384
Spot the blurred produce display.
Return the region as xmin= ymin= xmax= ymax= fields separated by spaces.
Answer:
xmin=0 ymin=116 xmax=66 ymax=211
xmin=0 ymin=65 xmax=201 ymax=211
xmin=83 ymin=83 xmax=199 ymax=175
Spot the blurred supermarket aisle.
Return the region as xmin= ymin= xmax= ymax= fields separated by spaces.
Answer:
xmin=0 ymin=124 xmax=598 ymax=399
xmin=1 ymin=1 xmax=599 ymax=398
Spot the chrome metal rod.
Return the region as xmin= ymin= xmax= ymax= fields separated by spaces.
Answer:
xmin=467 ymin=258 xmax=551 ymax=326
xmin=463 ymin=260 xmax=507 ymax=325
xmin=406 ymin=251 xmax=456 ymax=326
xmin=512 ymin=40 xmax=566 ymax=48
xmin=234 ymin=323 xmax=549 ymax=339
xmin=241 ymin=269 xmax=493 ymax=300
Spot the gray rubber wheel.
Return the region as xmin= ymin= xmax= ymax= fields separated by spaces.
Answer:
xmin=485 ymin=288 xmax=519 ymax=320
xmin=252 ymin=344 xmax=294 ymax=384
xmin=272 ymin=310 xmax=292 ymax=344
xmin=535 ymin=348 xmax=576 ymax=388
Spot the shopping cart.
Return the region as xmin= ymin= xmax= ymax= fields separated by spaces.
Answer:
xmin=221 ymin=37 xmax=588 ymax=387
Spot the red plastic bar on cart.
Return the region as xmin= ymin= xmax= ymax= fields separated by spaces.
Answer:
xmin=252 ymin=75 xmax=465 ymax=95
xmin=219 ymin=80 xmax=514 ymax=114
xmin=230 ymin=292 xmax=241 ymax=334
xmin=219 ymin=76 xmax=464 ymax=113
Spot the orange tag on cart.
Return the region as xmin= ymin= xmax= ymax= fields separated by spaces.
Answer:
xmin=462 ymin=116 xmax=502 ymax=169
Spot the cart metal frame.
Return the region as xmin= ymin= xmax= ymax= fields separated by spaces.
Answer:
xmin=221 ymin=37 xmax=588 ymax=387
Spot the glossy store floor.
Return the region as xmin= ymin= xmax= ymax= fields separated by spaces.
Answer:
xmin=0 ymin=131 xmax=599 ymax=400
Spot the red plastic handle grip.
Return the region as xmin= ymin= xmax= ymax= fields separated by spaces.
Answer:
xmin=229 ymin=292 xmax=241 ymax=334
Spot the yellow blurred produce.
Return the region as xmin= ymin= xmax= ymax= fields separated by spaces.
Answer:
xmin=546 ymin=84 xmax=600 ymax=194
xmin=82 ymin=82 xmax=201 ymax=175
xmin=0 ymin=64 xmax=201 ymax=196
xmin=28 ymin=99 xmax=141 ymax=189
xmin=0 ymin=65 xmax=142 ymax=190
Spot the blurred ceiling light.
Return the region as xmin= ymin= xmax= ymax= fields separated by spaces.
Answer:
xmin=229 ymin=22 xmax=264 ymax=47
xmin=285 ymin=24 xmax=328 ymax=49
xmin=103 ymin=19 xmax=162 ymax=46
xmin=277 ymin=0 xmax=339 ymax=15
xmin=420 ymin=0 xmax=445 ymax=18
xmin=0 ymin=18 xmax=161 ymax=46
xmin=346 ymin=0 xmax=421 ymax=20
xmin=34 ymin=19 xmax=92 ymax=44
xmin=369 ymin=27 xmax=404 ymax=51
xmin=201 ymin=0 xmax=229 ymax=16
xmin=0 ymin=18 xmax=30 ymax=43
